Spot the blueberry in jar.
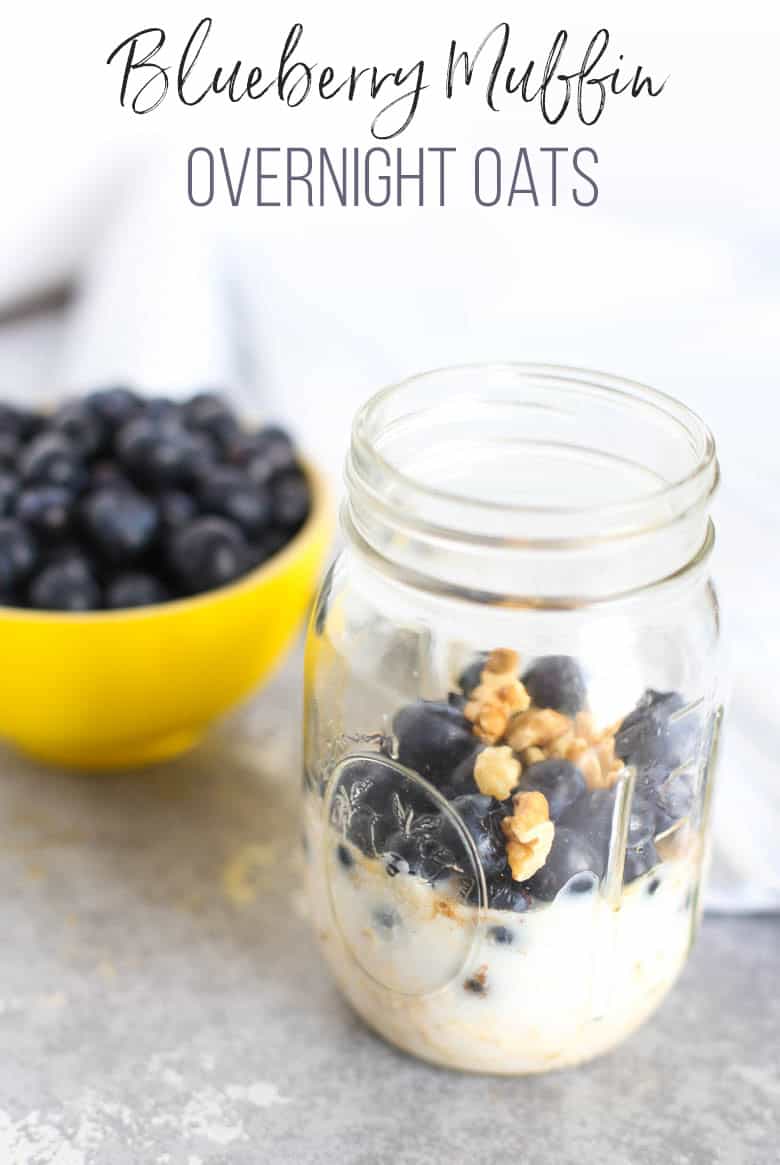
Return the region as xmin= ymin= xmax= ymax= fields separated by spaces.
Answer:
xmin=616 ymin=689 xmax=699 ymax=771
xmin=457 ymin=653 xmax=491 ymax=698
xmin=28 ymin=556 xmax=100 ymax=611
xmin=525 ymin=827 xmax=604 ymax=901
xmin=443 ymin=794 xmax=508 ymax=880
xmin=520 ymin=758 xmax=586 ymax=820
xmin=654 ymin=771 xmax=695 ymax=834
xmin=521 ymin=655 xmax=587 ymax=717
xmin=15 ymin=486 xmax=74 ymax=540
xmin=167 ymin=516 xmax=250 ymax=593
xmin=445 ymin=746 xmax=484 ymax=798
xmin=393 ymin=700 xmax=478 ymax=788
xmin=624 ymin=840 xmax=660 ymax=884
xmin=0 ymin=518 xmax=38 ymax=590
xmin=81 ymin=487 xmax=159 ymax=563
xmin=105 ymin=572 xmax=169 ymax=609
xmin=486 ymin=872 xmax=531 ymax=913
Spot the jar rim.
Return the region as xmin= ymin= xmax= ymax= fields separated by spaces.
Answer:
xmin=351 ymin=362 xmax=718 ymax=536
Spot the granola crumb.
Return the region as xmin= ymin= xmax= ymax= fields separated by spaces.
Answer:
xmin=464 ymin=964 xmax=489 ymax=995
xmin=474 ymin=746 xmax=521 ymax=800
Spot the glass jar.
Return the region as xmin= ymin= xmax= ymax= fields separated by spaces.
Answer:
xmin=303 ymin=364 xmax=722 ymax=1074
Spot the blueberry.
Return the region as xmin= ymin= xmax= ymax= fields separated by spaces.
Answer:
xmin=0 ymin=518 xmax=38 ymax=589
xmin=0 ymin=404 xmax=41 ymax=438
xmin=90 ymin=460 xmax=131 ymax=490
xmin=117 ymin=417 xmax=214 ymax=488
xmin=183 ymin=392 xmax=240 ymax=448
xmin=0 ymin=431 xmax=19 ymax=468
xmin=520 ymin=758 xmax=586 ymax=820
xmin=0 ymin=471 xmax=17 ymax=516
xmin=393 ymin=701 xmax=477 ymax=788
xmin=105 ymin=572 xmax=169 ymax=609
xmin=251 ymin=526 xmax=289 ymax=565
xmin=521 ymin=655 xmax=587 ymax=716
xmin=242 ymin=426 xmax=297 ymax=482
xmin=382 ymin=828 xmax=453 ymax=882
xmin=488 ymin=924 xmax=515 ymax=944
xmin=157 ymin=489 xmax=198 ymax=531
xmin=628 ymin=790 xmax=657 ymax=847
xmin=446 ymin=747 xmax=484 ymax=798
xmin=82 ymin=487 xmax=159 ymax=563
xmin=15 ymin=486 xmax=74 ymax=539
xmin=51 ymin=400 xmax=106 ymax=457
xmin=445 ymin=794 xmax=507 ymax=880
xmin=624 ymin=840 xmax=660 ymax=884
xmin=457 ymin=653 xmax=490 ymax=696
xmin=197 ymin=467 xmax=272 ymax=538
xmin=337 ymin=755 xmax=439 ymax=859
xmin=85 ymin=386 xmax=142 ymax=429
xmin=372 ymin=906 xmax=401 ymax=933
xmin=487 ymin=873 xmax=531 ymax=912
xmin=20 ymin=432 xmax=87 ymax=492
xmin=336 ymin=843 xmax=354 ymax=870
xmin=616 ymin=689 xmax=699 ymax=771
xmin=0 ymin=404 xmax=22 ymax=433
xmin=525 ymin=827 xmax=604 ymax=901
xmin=167 ymin=516 xmax=249 ymax=593
xmin=28 ymin=556 xmax=100 ymax=611
xmin=270 ymin=470 xmax=310 ymax=530
xmin=654 ymin=771 xmax=695 ymax=833
xmin=143 ymin=398 xmax=181 ymax=423
xmin=558 ymin=788 xmax=616 ymax=861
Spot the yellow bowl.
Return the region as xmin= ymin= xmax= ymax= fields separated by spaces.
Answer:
xmin=0 ymin=462 xmax=331 ymax=771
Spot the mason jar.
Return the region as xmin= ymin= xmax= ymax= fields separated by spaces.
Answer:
xmin=303 ymin=363 xmax=722 ymax=1074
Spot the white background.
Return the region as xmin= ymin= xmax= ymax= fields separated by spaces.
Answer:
xmin=0 ymin=2 xmax=778 ymax=905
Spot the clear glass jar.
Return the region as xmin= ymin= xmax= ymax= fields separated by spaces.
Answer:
xmin=303 ymin=364 xmax=722 ymax=1074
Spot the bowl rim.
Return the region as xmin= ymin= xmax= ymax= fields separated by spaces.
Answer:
xmin=0 ymin=459 xmax=330 ymax=624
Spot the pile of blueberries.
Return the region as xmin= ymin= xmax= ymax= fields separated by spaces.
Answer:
xmin=0 ymin=390 xmax=310 ymax=610
xmin=333 ymin=655 xmax=700 ymax=912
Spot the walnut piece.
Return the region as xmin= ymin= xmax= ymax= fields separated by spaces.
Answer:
xmin=464 ymin=650 xmax=530 ymax=743
xmin=576 ymin=735 xmax=625 ymax=790
xmin=474 ymin=746 xmax=521 ymax=800
xmin=501 ymin=790 xmax=555 ymax=882
xmin=505 ymin=708 xmax=570 ymax=753
xmin=483 ymin=647 xmax=520 ymax=677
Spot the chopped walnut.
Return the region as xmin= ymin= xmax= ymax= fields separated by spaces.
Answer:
xmin=505 ymin=708 xmax=570 ymax=753
xmin=474 ymin=746 xmax=521 ymax=800
xmin=576 ymin=734 xmax=624 ymax=790
xmin=465 ymin=650 xmax=530 ymax=743
xmin=501 ymin=790 xmax=555 ymax=881
xmin=465 ymin=697 xmax=510 ymax=744
xmin=483 ymin=647 xmax=520 ymax=678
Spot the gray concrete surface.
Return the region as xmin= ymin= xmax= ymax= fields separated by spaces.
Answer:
xmin=0 ymin=660 xmax=777 ymax=1165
